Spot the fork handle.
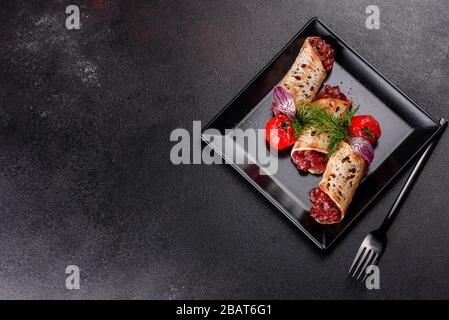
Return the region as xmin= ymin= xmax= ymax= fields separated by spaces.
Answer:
xmin=379 ymin=118 xmax=447 ymax=234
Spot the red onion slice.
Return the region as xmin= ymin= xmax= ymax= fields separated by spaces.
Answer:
xmin=272 ymin=86 xmax=296 ymax=117
xmin=350 ymin=137 xmax=374 ymax=163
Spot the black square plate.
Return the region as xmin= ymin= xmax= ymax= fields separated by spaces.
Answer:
xmin=201 ymin=18 xmax=443 ymax=250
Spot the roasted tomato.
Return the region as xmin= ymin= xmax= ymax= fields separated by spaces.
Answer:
xmin=265 ymin=115 xmax=297 ymax=150
xmin=349 ymin=115 xmax=381 ymax=144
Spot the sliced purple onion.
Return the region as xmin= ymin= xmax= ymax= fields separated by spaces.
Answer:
xmin=272 ymin=86 xmax=296 ymax=117
xmin=350 ymin=137 xmax=374 ymax=163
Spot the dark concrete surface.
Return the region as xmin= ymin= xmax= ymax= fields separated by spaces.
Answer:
xmin=0 ymin=0 xmax=448 ymax=299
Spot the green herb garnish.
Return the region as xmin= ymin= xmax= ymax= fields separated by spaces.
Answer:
xmin=316 ymin=106 xmax=358 ymax=156
xmin=362 ymin=126 xmax=377 ymax=139
xmin=292 ymin=102 xmax=327 ymax=136
xmin=291 ymin=101 xmax=358 ymax=157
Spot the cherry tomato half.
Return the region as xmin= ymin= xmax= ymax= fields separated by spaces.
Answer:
xmin=265 ymin=114 xmax=297 ymax=150
xmin=349 ymin=115 xmax=381 ymax=145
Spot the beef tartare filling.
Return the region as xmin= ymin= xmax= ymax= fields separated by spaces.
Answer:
xmin=292 ymin=150 xmax=327 ymax=173
xmin=309 ymin=37 xmax=335 ymax=73
xmin=309 ymin=187 xmax=341 ymax=223
xmin=314 ymin=84 xmax=348 ymax=101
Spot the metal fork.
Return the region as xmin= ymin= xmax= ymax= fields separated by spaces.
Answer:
xmin=348 ymin=118 xmax=447 ymax=280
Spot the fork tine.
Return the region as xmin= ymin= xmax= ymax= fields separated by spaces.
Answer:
xmin=348 ymin=246 xmax=365 ymax=275
xmin=356 ymin=250 xmax=375 ymax=279
xmin=362 ymin=253 xmax=379 ymax=282
xmin=350 ymin=247 xmax=369 ymax=278
xmin=372 ymin=253 xmax=378 ymax=265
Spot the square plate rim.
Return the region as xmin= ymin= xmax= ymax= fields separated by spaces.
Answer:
xmin=201 ymin=17 xmax=443 ymax=251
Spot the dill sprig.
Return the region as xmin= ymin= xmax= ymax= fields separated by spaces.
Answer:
xmin=291 ymin=102 xmax=327 ymax=137
xmin=291 ymin=101 xmax=358 ymax=157
xmin=314 ymin=105 xmax=358 ymax=156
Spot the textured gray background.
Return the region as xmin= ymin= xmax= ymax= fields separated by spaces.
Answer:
xmin=0 ymin=0 xmax=448 ymax=299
